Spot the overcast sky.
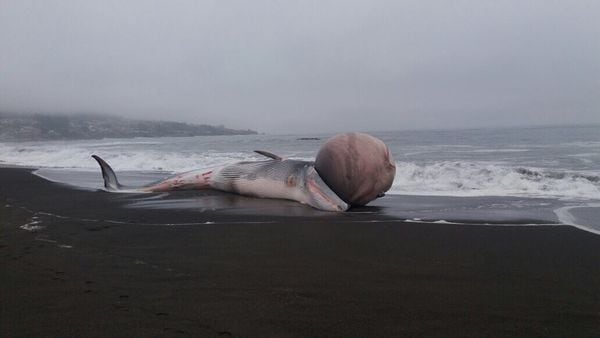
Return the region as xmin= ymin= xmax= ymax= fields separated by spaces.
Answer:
xmin=1 ymin=1 xmax=598 ymax=133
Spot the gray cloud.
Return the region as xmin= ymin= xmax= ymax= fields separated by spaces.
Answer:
xmin=1 ymin=0 xmax=599 ymax=133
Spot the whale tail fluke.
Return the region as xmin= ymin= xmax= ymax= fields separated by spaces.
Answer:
xmin=92 ymin=155 xmax=123 ymax=191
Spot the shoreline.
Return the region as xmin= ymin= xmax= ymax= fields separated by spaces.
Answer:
xmin=1 ymin=167 xmax=599 ymax=336
xmin=22 ymin=166 xmax=594 ymax=227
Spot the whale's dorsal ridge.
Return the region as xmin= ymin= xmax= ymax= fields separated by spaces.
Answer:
xmin=254 ymin=150 xmax=282 ymax=160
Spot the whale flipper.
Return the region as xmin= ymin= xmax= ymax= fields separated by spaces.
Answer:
xmin=92 ymin=155 xmax=123 ymax=191
xmin=254 ymin=150 xmax=282 ymax=160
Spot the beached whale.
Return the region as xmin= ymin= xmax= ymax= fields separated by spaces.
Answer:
xmin=92 ymin=132 xmax=396 ymax=212
xmin=92 ymin=152 xmax=349 ymax=212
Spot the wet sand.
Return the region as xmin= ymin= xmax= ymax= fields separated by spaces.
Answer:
xmin=1 ymin=167 xmax=599 ymax=337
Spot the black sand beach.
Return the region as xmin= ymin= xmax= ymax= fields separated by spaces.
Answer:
xmin=1 ymin=167 xmax=599 ymax=337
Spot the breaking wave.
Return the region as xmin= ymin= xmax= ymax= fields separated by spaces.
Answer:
xmin=0 ymin=141 xmax=267 ymax=172
xmin=390 ymin=161 xmax=600 ymax=200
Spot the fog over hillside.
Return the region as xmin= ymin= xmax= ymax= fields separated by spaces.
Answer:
xmin=1 ymin=1 xmax=598 ymax=133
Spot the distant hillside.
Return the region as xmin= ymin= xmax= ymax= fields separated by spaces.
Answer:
xmin=0 ymin=113 xmax=257 ymax=141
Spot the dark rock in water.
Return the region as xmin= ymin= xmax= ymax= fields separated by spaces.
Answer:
xmin=315 ymin=132 xmax=396 ymax=206
xmin=296 ymin=137 xmax=321 ymax=141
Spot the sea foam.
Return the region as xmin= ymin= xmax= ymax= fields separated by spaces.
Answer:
xmin=391 ymin=161 xmax=599 ymax=200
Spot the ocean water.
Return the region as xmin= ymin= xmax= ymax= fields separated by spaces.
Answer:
xmin=1 ymin=125 xmax=598 ymax=200
xmin=2 ymin=125 xmax=599 ymax=234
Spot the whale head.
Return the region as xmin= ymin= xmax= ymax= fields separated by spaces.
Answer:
xmin=302 ymin=166 xmax=349 ymax=212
